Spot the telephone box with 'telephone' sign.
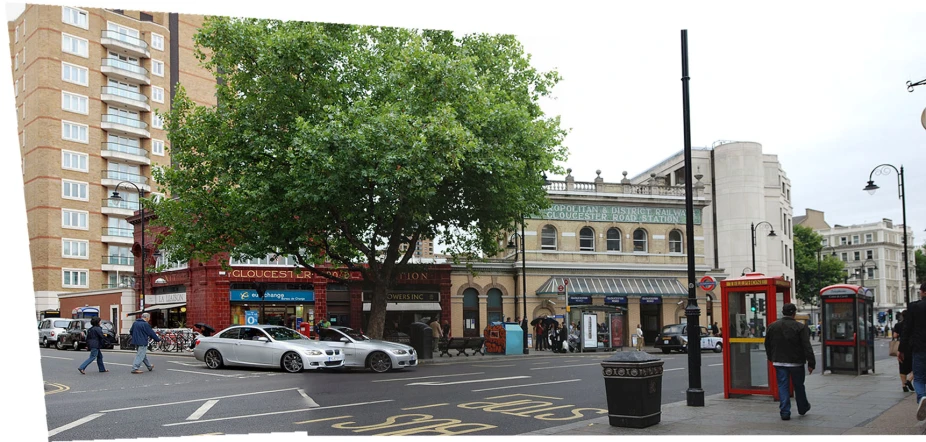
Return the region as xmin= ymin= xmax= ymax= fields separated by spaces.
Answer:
xmin=720 ymin=273 xmax=791 ymax=400
xmin=820 ymin=285 xmax=874 ymax=375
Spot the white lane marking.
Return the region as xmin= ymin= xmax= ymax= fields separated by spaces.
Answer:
xmin=48 ymin=413 xmax=104 ymax=437
xmin=471 ymin=364 xmax=516 ymax=367
xmin=708 ymin=363 xmax=724 ymax=367
xmin=168 ymin=360 xmax=205 ymax=367
xmin=297 ymin=389 xmax=319 ymax=408
xmin=402 ymin=403 xmax=449 ymax=410
xmin=372 ymin=372 xmax=485 ymax=383
xmin=104 ymin=362 xmax=134 ymax=367
xmin=472 ymin=379 xmax=582 ymax=392
xmin=530 ymin=362 xmax=601 ymax=370
xmin=407 ymin=376 xmax=530 ymax=386
xmin=166 ymin=368 xmax=239 ymax=378
xmin=664 ymin=368 xmax=685 ymax=372
xmin=101 ymin=387 xmax=300 ymax=412
xmin=531 ymin=362 xmax=551 ymax=365
xmin=163 ymin=400 xmax=394 ymax=426
xmin=186 ymin=400 xmax=219 ymax=421
xmin=42 ymin=355 xmax=75 ymax=360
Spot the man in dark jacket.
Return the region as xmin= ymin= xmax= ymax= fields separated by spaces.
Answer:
xmin=130 ymin=312 xmax=160 ymax=374
xmin=899 ymin=283 xmax=926 ymax=421
xmin=77 ymin=317 xmax=108 ymax=374
xmin=764 ymin=303 xmax=815 ymax=420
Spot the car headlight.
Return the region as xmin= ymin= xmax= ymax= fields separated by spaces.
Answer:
xmin=303 ymin=349 xmax=324 ymax=356
xmin=390 ymin=349 xmax=408 ymax=355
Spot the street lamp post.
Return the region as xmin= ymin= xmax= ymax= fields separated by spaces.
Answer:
xmin=750 ymin=221 xmax=778 ymax=272
xmin=507 ymin=218 xmax=529 ymax=355
xmin=863 ymin=164 xmax=910 ymax=306
xmin=110 ymin=181 xmax=147 ymax=312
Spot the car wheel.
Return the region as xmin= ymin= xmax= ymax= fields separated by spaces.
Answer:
xmin=368 ymin=351 xmax=392 ymax=373
xmin=204 ymin=349 xmax=224 ymax=369
xmin=42 ymin=337 xmax=49 ymax=348
xmin=714 ymin=343 xmax=723 ymax=353
xmin=281 ymin=352 xmax=304 ymax=373
xmin=56 ymin=339 xmax=66 ymax=350
xmin=660 ymin=348 xmax=670 ymax=354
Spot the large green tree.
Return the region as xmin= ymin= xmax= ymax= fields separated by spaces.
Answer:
xmin=916 ymin=246 xmax=926 ymax=285
xmin=793 ymin=225 xmax=845 ymax=305
xmin=151 ymin=17 xmax=568 ymax=339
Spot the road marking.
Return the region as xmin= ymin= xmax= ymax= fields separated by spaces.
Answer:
xmin=373 ymin=372 xmax=485 ymax=383
xmin=41 ymin=355 xmax=74 ymax=360
xmin=101 ymin=387 xmax=300 ymax=412
xmin=297 ymin=389 xmax=319 ymax=407
xmin=166 ymin=368 xmax=239 ymax=377
xmin=402 ymin=403 xmax=449 ymax=410
xmin=48 ymin=413 xmax=104 ymax=437
xmin=472 ymin=379 xmax=582 ymax=392
xmin=163 ymin=399 xmax=394 ymax=426
xmin=294 ymin=415 xmax=352 ymax=425
xmin=485 ymin=393 xmax=563 ymax=400
xmin=471 ymin=364 xmax=516 ymax=367
xmin=407 ymin=376 xmax=530 ymax=386
xmin=105 ymin=362 xmax=134 ymax=367
xmin=708 ymin=363 xmax=723 ymax=367
xmin=186 ymin=400 xmax=219 ymax=421
xmin=530 ymin=362 xmax=601 ymax=370
xmin=531 ymin=362 xmax=551 ymax=365
xmin=664 ymin=368 xmax=685 ymax=372
xmin=44 ymin=382 xmax=70 ymax=395
xmin=168 ymin=360 xmax=204 ymax=367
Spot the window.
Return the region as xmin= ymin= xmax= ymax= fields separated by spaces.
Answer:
xmin=14 ymin=80 xmax=18 ymax=97
xmin=62 ymin=91 xmax=88 ymax=114
xmin=486 ymin=288 xmax=503 ymax=324
xmin=867 ymin=268 xmax=874 ymax=278
xmin=866 ymin=250 xmax=873 ymax=259
xmin=840 ymin=237 xmax=847 ymax=245
xmin=151 ymin=139 xmax=165 ymax=156
xmin=151 ymin=112 xmax=163 ymax=129
xmin=62 ymin=62 xmax=88 ymax=86
xmin=62 ymin=180 xmax=88 ymax=201
xmin=841 ymin=252 xmax=847 ymax=262
xmin=865 ymin=233 xmax=873 ymax=243
xmin=151 ymin=86 xmax=164 ymax=103
xmin=606 ymin=228 xmax=621 ymax=251
xmin=669 ymin=230 xmax=683 ymax=253
xmin=853 ymin=251 xmax=860 ymax=261
xmin=633 ymin=229 xmax=648 ymax=252
xmin=540 ymin=225 xmax=557 ymax=250
xmin=14 ymin=25 xmax=18 ymax=43
xmin=852 ymin=235 xmax=860 ymax=244
xmin=63 ymin=269 xmax=89 ymax=288
xmin=579 ymin=227 xmax=594 ymax=251
xmin=151 ymin=59 xmax=164 ymax=77
xmin=62 ymin=33 xmax=89 ymax=57
xmin=62 ymin=151 xmax=88 ymax=172
xmin=62 ymin=239 xmax=89 ymax=259
xmin=62 ymin=121 xmax=88 ymax=143
xmin=151 ymin=33 xmax=164 ymax=51
xmin=821 ymin=238 xmax=828 ymax=246
xmin=14 ymin=52 xmax=18 ymax=70
xmin=62 ymin=6 xmax=89 ymax=28
xmin=62 ymin=209 xmax=88 ymax=229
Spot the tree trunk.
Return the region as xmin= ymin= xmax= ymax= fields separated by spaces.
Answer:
xmin=366 ymin=280 xmax=389 ymax=340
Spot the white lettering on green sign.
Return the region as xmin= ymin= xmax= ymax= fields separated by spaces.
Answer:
xmin=529 ymin=204 xmax=701 ymax=225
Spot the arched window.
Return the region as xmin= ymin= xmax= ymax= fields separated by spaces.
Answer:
xmin=669 ymin=230 xmax=683 ymax=253
xmin=633 ymin=229 xmax=648 ymax=252
xmin=541 ymin=225 xmax=557 ymax=250
xmin=486 ymin=288 xmax=503 ymax=323
xmin=579 ymin=227 xmax=594 ymax=251
xmin=463 ymin=288 xmax=479 ymax=337
xmin=607 ymin=228 xmax=622 ymax=251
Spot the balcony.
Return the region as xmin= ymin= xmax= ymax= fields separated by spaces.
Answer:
xmin=101 ymin=113 xmax=149 ymax=138
xmin=101 ymin=86 xmax=149 ymax=112
xmin=100 ymin=197 xmax=139 ymax=217
xmin=102 ymin=255 xmax=134 ymax=272
xmin=100 ymin=57 xmax=149 ymax=85
xmin=101 ymin=227 xmax=133 ymax=245
xmin=100 ymin=170 xmax=150 ymax=193
xmin=100 ymin=30 xmax=149 ymax=59
xmin=101 ymin=141 xmax=149 ymax=166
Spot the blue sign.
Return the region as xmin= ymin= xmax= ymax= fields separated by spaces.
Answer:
xmin=604 ymin=296 xmax=628 ymax=305
xmin=568 ymin=296 xmax=592 ymax=305
xmin=230 ymin=289 xmax=314 ymax=302
xmin=244 ymin=311 xmax=259 ymax=325
xmin=640 ymin=296 xmax=662 ymax=304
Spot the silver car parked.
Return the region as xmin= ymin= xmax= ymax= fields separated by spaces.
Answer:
xmin=193 ymin=325 xmax=344 ymax=373
xmin=38 ymin=318 xmax=76 ymax=348
xmin=317 ymin=326 xmax=417 ymax=373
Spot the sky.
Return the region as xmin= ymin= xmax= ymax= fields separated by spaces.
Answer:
xmin=4 ymin=1 xmax=926 ymax=442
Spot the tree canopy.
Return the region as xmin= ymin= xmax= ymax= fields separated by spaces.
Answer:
xmin=793 ymin=225 xmax=845 ymax=306
xmin=151 ymin=17 xmax=568 ymax=338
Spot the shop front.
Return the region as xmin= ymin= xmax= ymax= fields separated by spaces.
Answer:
xmin=362 ymin=291 xmax=442 ymax=335
xmin=229 ymin=283 xmax=315 ymax=330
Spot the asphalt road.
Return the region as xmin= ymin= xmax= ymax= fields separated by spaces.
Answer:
xmin=40 ymin=338 xmax=890 ymax=439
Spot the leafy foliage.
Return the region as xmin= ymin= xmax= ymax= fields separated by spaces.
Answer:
xmin=793 ymin=225 xmax=845 ymax=305
xmin=916 ymin=247 xmax=926 ymax=285
xmin=151 ymin=17 xmax=568 ymax=338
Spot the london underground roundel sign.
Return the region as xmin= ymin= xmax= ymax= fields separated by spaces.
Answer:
xmin=699 ymin=275 xmax=717 ymax=291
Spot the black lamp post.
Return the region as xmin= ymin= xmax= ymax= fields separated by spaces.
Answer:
xmin=750 ymin=221 xmax=778 ymax=272
xmin=741 ymin=267 xmax=753 ymax=276
xmin=111 ymin=181 xmax=148 ymax=312
xmin=856 ymin=258 xmax=878 ymax=289
xmin=507 ymin=219 xmax=529 ymax=355
xmin=864 ymin=164 xmax=910 ymax=306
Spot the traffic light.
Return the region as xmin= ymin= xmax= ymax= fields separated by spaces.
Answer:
xmin=750 ymin=298 xmax=757 ymax=312
xmin=758 ymin=299 xmax=766 ymax=313
xmin=888 ymin=309 xmax=893 ymax=321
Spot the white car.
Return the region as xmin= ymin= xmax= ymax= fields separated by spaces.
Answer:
xmin=193 ymin=325 xmax=344 ymax=373
xmin=317 ymin=326 xmax=417 ymax=373
xmin=38 ymin=318 xmax=77 ymax=348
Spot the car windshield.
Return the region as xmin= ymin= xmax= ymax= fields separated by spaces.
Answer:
xmin=264 ymin=327 xmax=305 ymax=341
xmin=53 ymin=320 xmax=70 ymax=328
xmin=337 ymin=327 xmax=369 ymax=341
xmin=662 ymin=325 xmax=685 ymax=334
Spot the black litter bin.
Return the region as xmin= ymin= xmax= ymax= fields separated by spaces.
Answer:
xmin=407 ymin=322 xmax=433 ymax=360
xmin=601 ymin=351 xmax=664 ymax=428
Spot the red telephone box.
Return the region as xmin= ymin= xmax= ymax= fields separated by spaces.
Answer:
xmin=820 ymin=284 xmax=875 ymax=375
xmin=720 ymin=273 xmax=792 ymax=400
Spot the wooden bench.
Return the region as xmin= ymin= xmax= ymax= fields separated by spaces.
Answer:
xmin=438 ymin=337 xmax=467 ymax=357
xmin=463 ymin=337 xmax=486 ymax=356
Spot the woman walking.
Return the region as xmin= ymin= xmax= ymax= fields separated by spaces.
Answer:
xmin=894 ymin=310 xmax=914 ymax=392
xmin=78 ymin=317 xmax=108 ymax=374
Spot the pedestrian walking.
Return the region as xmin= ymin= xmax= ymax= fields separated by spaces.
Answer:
xmin=442 ymin=319 xmax=451 ymax=339
xmin=429 ymin=316 xmax=442 ymax=353
xmin=898 ymin=282 xmax=926 ymax=421
xmin=533 ymin=320 xmax=543 ymax=351
xmin=635 ymin=324 xmax=645 ymax=351
xmin=894 ymin=310 xmax=914 ymax=392
xmin=711 ymin=322 xmax=720 ymax=337
xmin=764 ymin=303 xmax=815 ymax=420
xmin=130 ymin=312 xmax=160 ymax=374
xmin=77 ymin=317 xmax=108 ymax=374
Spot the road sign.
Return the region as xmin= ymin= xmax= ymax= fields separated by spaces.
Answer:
xmin=557 ymin=285 xmax=564 ymax=293
xmin=699 ymin=275 xmax=717 ymax=291
xmin=245 ymin=310 xmax=259 ymax=325
xmin=563 ymin=278 xmax=569 ymax=285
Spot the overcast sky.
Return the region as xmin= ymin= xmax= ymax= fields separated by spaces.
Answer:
xmin=5 ymin=1 xmax=926 ymax=441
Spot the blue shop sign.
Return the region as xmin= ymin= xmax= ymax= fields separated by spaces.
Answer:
xmin=640 ymin=296 xmax=662 ymax=304
xmin=230 ymin=289 xmax=315 ymax=302
xmin=604 ymin=296 xmax=628 ymax=305
xmin=568 ymin=296 xmax=592 ymax=305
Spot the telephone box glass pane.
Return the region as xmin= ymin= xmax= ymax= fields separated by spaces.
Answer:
xmin=824 ymin=302 xmax=854 ymax=340
xmin=729 ymin=342 xmax=770 ymax=390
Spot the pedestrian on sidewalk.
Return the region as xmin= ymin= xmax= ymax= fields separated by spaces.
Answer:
xmin=764 ymin=303 xmax=814 ymax=421
xmin=429 ymin=316 xmax=442 ymax=353
xmin=894 ymin=310 xmax=914 ymax=392
xmin=77 ymin=317 xmax=108 ymax=374
xmin=635 ymin=324 xmax=645 ymax=351
xmin=898 ymin=282 xmax=926 ymax=421
xmin=130 ymin=312 xmax=160 ymax=374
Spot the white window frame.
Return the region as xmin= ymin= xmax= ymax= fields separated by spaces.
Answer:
xmin=62 ymin=120 xmax=89 ymax=143
xmin=14 ymin=52 xmax=18 ymax=70
xmin=62 ymin=33 xmax=89 ymax=58
xmin=62 ymin=209 xmax=89 ymax=230
xmin=606 ymin=228 xmax=622 ymax=252
xmin=540 ymin=225 xmax=558 ymax=250
xmin=62 ymin=239 xmax=89 ymax=259
xmin=852 ymin=235 xmax=860 ymax=244
xmin=62 ymin=179 xmax=89 ymax=201
xmin=62 ymin=62 xmax=89 ymax=86
xmin=151 ymin=112 xmax=163 ymax=129
xmin=62 ymin=150 xmax=89 ymax=172
xmin=151 ymin=33 xmax=164 ymax=51
xmin=151 ymin=86 xmax=164 ymax=103
xmin=62 ymin=6 xmax=89 ymax=29
xmin=62 ymin=268 xmax=89 ymax=288
xmin=61 ymin=91 xmax=89 ymax=115
xmin=14 ymin=80 xmax=18 ymax=97
xmin=579 ymin=227 xmax=595 ymax=251
xmin=151 ymin=139 xmax=165 ymax=156
xmin=14 ymin=25 xmax=18 ymax=43
xmin=633 ymin=229 xmax=648 ymax=253
xmin=865 ymin=233 xmax=873 ymax=243
xmin=669 ymin=230 xmax=683 ymax=253
xmin=151 ymin=59 xmax=164 ymax=77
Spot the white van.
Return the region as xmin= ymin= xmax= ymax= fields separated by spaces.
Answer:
xmin=38 ymin=318 xmax=76 ymax=348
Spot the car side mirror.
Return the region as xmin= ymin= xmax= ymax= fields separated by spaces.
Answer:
xmin=339 ymin=337 xmax=350 ymax=343
xmin=256 ymin=337 xmax=269 ymax=342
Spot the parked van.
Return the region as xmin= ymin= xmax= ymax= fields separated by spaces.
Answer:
xmin=38 ymin=318 xmax=77 ymax=348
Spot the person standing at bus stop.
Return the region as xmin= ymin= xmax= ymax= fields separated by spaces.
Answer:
xmin=764 ymin=303 xmax=815 ymax=420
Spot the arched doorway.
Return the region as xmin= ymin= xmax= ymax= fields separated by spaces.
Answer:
xmin=462 ymin=288 xmax=479 ymax=337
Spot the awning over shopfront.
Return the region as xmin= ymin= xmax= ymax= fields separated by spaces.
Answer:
xmin=362 ymin=302 xmax=442 ymax=312
xmin=536 ymin=277 xmax=688 ymax=296
xmin=126 ymin=302 xmax=187 ymax=316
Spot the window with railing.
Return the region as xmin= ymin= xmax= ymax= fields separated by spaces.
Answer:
xmin=103 ymin=254 xmax=134 ymax=266
xmin=104 ymin=22 xmax=145 ymax=49
xmin=103 ymin=111 xmax=147 ymax=130
xmin=102 ymin=85 xmax=147 ymax=103
xmin=102 ymin=227 xmax=133 ymax=238
xmin=101 ymin=169 xmax=147 ymax=184
xmin=101 ymin=57 xmax=148 ymax=76
xmin=102 ymin=141 xmax=148 ymax=158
